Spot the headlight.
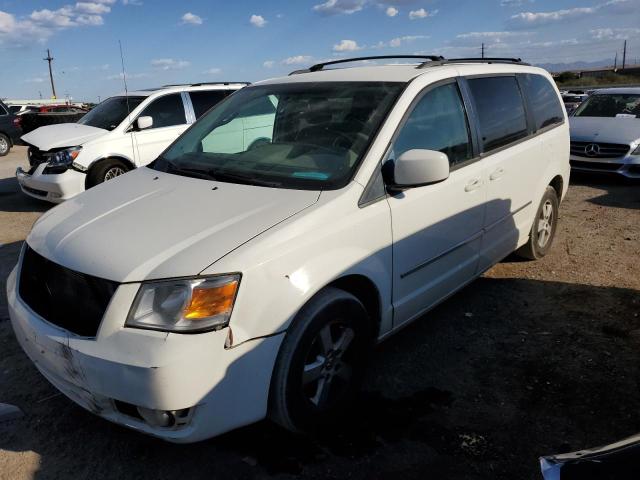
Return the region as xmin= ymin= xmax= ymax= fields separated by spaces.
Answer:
xmin=125 ymin=274 xmax=240 ymax=333
xmin=48 ymin=146 xmax=82 ymax=167
xmin=632 ymin=144 xmax=640 ymax=155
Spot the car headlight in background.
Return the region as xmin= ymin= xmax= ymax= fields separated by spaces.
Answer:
xmin=48 ymin=146 xmax=82 ymax=168
xmin=126 ymin=275 xmax=241 ymax=333
xmin=631 ymin=143 xmax=640 ymax=156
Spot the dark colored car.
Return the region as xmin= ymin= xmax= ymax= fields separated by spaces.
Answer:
xmin=0 ymin=100 xmax=23 ymax=156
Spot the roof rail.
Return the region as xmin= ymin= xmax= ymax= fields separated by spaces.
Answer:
xmin=419 ymin=57 xmax=529 ymax=68
xmin=290 ymin=55 xmax=445 ymax=75
xmin=161 ymin=82 xmax=251 ymax=87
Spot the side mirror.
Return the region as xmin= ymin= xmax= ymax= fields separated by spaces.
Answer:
xmin=136 ymin=116 xmax=153 ymax=131
xmin=385 ymin=149 xmax=450 ymax=190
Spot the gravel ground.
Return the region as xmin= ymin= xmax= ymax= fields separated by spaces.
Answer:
xmin=1 ymin=146 xmax=639 ymax=480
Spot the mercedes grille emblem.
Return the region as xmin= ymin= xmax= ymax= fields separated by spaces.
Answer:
xmin=585 ymin=144 xmax=600 ymax=157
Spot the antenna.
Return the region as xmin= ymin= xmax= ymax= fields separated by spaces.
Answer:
xmin=119 ymin=40 xmax=137 ymax=163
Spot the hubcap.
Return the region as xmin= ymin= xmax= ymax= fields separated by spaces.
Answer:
xmin=302 ymin=321 xmax=355 ymax=410
xmin=537 ymin=200 xmax=554 ymax=248
xmin=0 ymin=137 xmax=8 ymax=154
xmin=104 ymin=166 xmax=125 ymax=181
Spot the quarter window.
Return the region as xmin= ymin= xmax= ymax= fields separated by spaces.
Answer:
xmin=189 ymin=91 xmax=229 ymax=119
xmin=393 ymin=82 xmax=473 ymax=166
xmin=467 ymin=76 xmax=528 ymax=152
xmin=138 ymin=94 xmax=186 ymax=129
xmin=522 ymin=74 xmax=564 ymax=130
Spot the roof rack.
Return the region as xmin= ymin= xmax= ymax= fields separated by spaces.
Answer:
xmin=419 ymin=57 xmax=529 ymax=68
xmin=290 ymin=55 xmax=445 ymax=75
xmin=161 ymin=82 xmax=251 ymax=87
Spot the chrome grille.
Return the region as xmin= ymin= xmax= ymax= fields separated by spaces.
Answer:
xmin=570 ymin=141 xmax=630 ymax=159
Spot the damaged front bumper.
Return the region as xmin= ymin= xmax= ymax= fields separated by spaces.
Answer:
xmin=16 ymin=164 xmax=86 ymax=203
xmin=6 ymin=264 xmax=284 ymax=442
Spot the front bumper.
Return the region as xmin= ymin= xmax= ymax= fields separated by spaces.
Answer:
xmin=569 ymin=155 xmax=640 ymax=178
xmin=16 ymin=163 xmax=86 ymax=203
xmin=7 ymin=263 xmax=284 ymax=443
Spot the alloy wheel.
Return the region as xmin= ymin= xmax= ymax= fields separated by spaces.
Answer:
xmin=537 ymin=200 xmax=554 ymax=248
xmin=104 ymin=166 xmax=125 ymax=181
xmin=0 ymin=137 xmax=8 ymax=155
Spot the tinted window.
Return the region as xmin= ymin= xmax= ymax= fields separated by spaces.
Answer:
xmin=574 ymin=94 xmax=640 ymax=118
xmin=189 ymin=90 xmax=229 ymax=119
xmin=0 ymin=104 xmax=7 ymax=115
xmin=8 ymin=106 xmax=21 ymax=114
xmin=393 ymin=82 xmax=472 ymax=166
xmin=139 ymin=94 xmax=186 ymax=128
xmin=468 ymin=76 xmax=528 ymax=151
xmin=522 ymin=74 xmax=564 ymax=130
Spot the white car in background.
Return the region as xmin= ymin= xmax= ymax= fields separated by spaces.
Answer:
xmin=16 ymin=82 xmax=248 ymax=202
xmin=8 ymin=56 xmax=569 ymax=442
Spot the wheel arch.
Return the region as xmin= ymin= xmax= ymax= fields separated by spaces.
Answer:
xmin=85 ymin=156 xmax=136 ymax=188
xmin=549 ymin=174 xmax=564 ymax=200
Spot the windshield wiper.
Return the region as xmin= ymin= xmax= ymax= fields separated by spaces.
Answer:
xmin=165 ymin=160 xmax=216 ymax=181
xmin=207 ymin=169 xmax=282 ymax=188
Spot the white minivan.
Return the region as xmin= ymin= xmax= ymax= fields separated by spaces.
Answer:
xmin=16 ymin=82 xmax=248 ymax=203
xmin=8 ymin=57 xmax=569 ymax=442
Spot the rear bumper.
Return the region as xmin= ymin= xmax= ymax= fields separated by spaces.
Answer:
xmin=569 ymin=155 xmax=640 ymax=178
xmin=7 ymin=263 xmax=284 ymax=442
xmin=16 ymin=163 xmax=86 ymax=203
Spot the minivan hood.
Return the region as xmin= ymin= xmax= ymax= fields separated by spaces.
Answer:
xmin=21 ymin=123 xmax=107 ymax=151
xmin=570 ymin=116 xmax=640 ymax=145
xmin=27 ymin=167 xmax=320 ymax=282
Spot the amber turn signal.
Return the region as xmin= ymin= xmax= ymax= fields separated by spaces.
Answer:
xmin=183 ymin=280 xmax=239 ymax=320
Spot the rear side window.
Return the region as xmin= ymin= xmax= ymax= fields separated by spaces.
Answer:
xmin=522 ymin=74 xmax=564 ymax=130
xmin=138 ymin=93 xmax=186 ymax=129
xmin=8 ymin=106 xmax=20 ymax=114
xmin=0 ymin=104 xmax=7 ymax=115
xmin=189 ymin=90 xmax=229 ymax=119
xmin=393 ymin=82 xmax=473 ymax=166
xmin=467 ymin=76 xmax=528 ymax=152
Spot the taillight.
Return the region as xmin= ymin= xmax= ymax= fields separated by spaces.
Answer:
xmin=13 ymin=117 xmax=21 ymax=128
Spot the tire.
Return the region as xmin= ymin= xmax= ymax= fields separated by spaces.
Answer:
xmin=269 ymin=287 xmax=374 ymax=434
xmin=515 ymin=186 xmax=559 ymax=260
xmin=86 ymin=159 xmax=128 ymax=188
xmin=0 ymin=134 xmax=10 ymax=157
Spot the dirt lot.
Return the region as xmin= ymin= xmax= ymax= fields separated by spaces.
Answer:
xmin=1 ymin=146 xmax=639 ymax=479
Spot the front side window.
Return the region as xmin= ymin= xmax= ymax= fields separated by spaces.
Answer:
xmin=522 ymin=74 xmax=564 ymax=130
xmin=138 ymin=94 xmax=186 ymax=129
xmin=467 ymin=76 xmax=528 ymax=152
xmin=189 ymin=91 xmax=229 ymax=119
xmin=573 ymin=94 xmax=640 ymax=118
xmin=392 ymin=82 xmax=472 ymax=166
xmin=153 ymin=82 xmax=403 ymax=190
xmin=8 ymin=106 xmax=20 ymax=114
xmin=78 ymin=96 xmax=145 ymax=131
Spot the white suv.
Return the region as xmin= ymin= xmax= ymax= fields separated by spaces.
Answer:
xmin=8 ymin=56 xmax=569 ymax=442
xmin=16 ymin=82 xmax=248 ymax=202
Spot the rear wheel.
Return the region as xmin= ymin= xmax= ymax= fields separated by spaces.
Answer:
xmin=515 ymin=186 xmax=559 ymax=260
xmin=269 ymin=287 xmax=373 ymax=434
xmin=86 ymin=159 xmax=129 ymax=188
xmin=0 ymin=134 xmax=10 ymax=157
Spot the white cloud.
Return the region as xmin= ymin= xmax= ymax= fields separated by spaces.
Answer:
xmin=75 ymin=2 xmax=111 ymax=14
xmin=313 ymin=0 xmax=366 ymax=15
xmin=151 ymin=58 xmax=191 ymax=70
xmin=203 ymin=68 xmax=222 ymax=75
xmin=409 ymin=8 xmax=434 ymax=20
xmin=389 ymin=34 xmax=428 ymax=47
xmin=591 ymin=27 xmax=640 ymax=40
xmin=122 ymin=0 xmax=143 ymax=5
xmin=106 ymin=72 xmax=148 ymax=80
xmin=385 ymin=6 xmax=398 ymax=16
xmin=500 ymin=0 xmax=533 ymax=6
xmin=250 ymin=14 xmax=267 ymax=27
xmin=282 ymin=55 xmax=313 ymax=65
xmin=181 ymin=12 xmax=202 ymax=25
xmin=26 ymin=77 xmax=45 ymax=83
xmin=263 ymin=60 xmax=275 ymax=68
xmin=510 ymin=0 xmax=637 ymax=27
xmin=333 ymin=39 xmax=362 ymax=52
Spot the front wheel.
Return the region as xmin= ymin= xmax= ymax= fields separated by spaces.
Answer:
xmin=515 ymin=186 xmax=559 ymax=260
xmin=86 ymin=159 xmax=129 ymax=188
xmin=269 ymin=287 xmax=373 ymax=434
xmin=0 ymin=134 xmax=10 ymax=157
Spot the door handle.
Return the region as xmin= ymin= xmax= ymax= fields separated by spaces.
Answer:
xmin=490 ymin=167 xmax=505 ymax=181
xmin=464 ymin=177 xmax=482 ymax=192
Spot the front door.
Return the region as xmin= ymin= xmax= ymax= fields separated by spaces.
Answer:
xmin=387 ymin=81 xmax=487 ymax=327
xmin=133 ymin=93 xmax=190 ymax=166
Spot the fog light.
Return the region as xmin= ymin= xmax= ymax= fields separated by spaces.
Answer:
xmin=137 ymin=407 xmax=175 ymax=428
xmin=50 ymin=192 xmax=62 ymax=199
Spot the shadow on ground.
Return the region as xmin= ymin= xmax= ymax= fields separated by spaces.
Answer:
xmin=2 ymin=274 xmax=640 ymax=480
xmin=570 ymin=172 xmax=640 ymax=210
xmin=0 ymin=177 xmax=50 ymax=214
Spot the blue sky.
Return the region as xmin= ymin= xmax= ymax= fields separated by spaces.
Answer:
xmin=1 ymin=0 xmax=639 ymax=102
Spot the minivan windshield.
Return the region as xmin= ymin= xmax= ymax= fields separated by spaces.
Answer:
xmin=78 ymin=95 xmax=146 ymax=131
xmin=573 ymin=93 xmax=640 ymax=118
xmin=152 ymin=82 xmax=403 ymax=190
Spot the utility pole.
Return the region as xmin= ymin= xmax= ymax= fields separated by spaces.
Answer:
xmin=43 ymin=49 xmax=57 ymax=99
xmin=481 ymin=43 xmax=485 ymax=59
xmin=622 ymin=40 xmax=627 ymax=70
xmin=614 ymin=51 xmax=618 ymax=70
